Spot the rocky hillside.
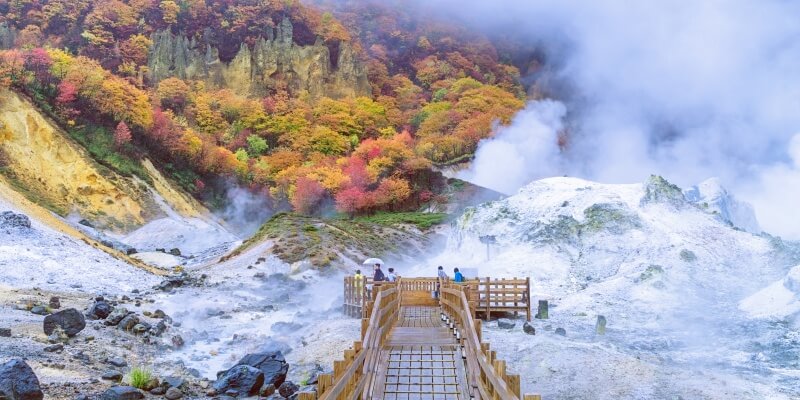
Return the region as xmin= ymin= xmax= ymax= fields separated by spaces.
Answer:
xmin=0 ymin=88 xmax=241 ymax=271
xmin=0 ymin=89 xmax=161 ymax=231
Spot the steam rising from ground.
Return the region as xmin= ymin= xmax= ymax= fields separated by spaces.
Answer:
xmin=436 ymin=0 xmax=800 ymax=239
xmin=213 ymin=183 xmax=273 ymax=237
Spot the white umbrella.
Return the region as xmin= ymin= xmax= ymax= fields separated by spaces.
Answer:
xmin=363 ymin=258 xmax=384 ymax=266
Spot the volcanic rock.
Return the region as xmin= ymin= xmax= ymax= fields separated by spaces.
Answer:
xmin=222 ymin=351 xmax=289 ymax=387
xmin=100 ymin=386 xmax=144 ymax=400
xmin=87 ymin=300 xmax=113 ymax=320
xmin=497 ymin=319 xmax=515 ymax=329
xmin=0 ymin=359 xmax=43 ymax=400
xmin=522 ymin=321 xmax=536 ymax=335
xmin=43 ymin=308 xmax=85 ymax=337
xmin=212 ymin=365 xmax=264 ymax=397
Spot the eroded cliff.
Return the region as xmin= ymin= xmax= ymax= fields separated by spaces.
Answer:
xmin=0 ymin=90 xmax=208 ymax=232
xmin=147 ymin=18 xmax=371 ymax=99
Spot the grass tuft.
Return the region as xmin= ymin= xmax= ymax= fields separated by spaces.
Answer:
xmin=126 ymin=367 xmax=152 ymax=389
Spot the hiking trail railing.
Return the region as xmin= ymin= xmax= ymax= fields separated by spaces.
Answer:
xmin=322 ymin=277 xmax=541 ymax=400
xmin=344 ymin=276 xmax=531 ymax=320
xmin=440 ymin=282 xmax=541 ymax=400
xmin=316 ymin=283 xmax=399 ymax=400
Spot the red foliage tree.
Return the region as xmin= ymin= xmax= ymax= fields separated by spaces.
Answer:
xmin=342 ymin=156 xmax=371 ymax=189
xmin=291 ymin=177 xmax=326 ymax=215
xmin=23 ymin=48 xmax=52 ymax=82
xmin=148 ymin=107 xmax=186 ymax=155
xmin=56 ymin=81 xmax=78 ymax=104
xmin=114 ymin=121 xmax=132 ymax=149
xmin=335 ymin=186 xmax=368 ymax=216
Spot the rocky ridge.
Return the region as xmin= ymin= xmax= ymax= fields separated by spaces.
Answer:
xmin=147 ymin=18 xmax=370 ymax=99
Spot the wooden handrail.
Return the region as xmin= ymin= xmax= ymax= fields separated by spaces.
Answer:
xmin=318 ymin=283 xmax=399 ymax=400
xmin=345 ymin=276 xmax=531 ymax=321
xmin=328 ymin=277 xmax=538 ymax=400
xmin=441 ymin=283 xmax=533 ymax=400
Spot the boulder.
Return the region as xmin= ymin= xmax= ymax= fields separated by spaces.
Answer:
xmin=105 ymin=307 xmax=129 ymax=326
xmin=132 ymin=323 xmax=149 ymax=335
xmin=43 ymin=308 xmax=85 ymax=337
xmin=221 ymin=351 xmax=289 ymax=387
xmin=150 ymin=320 xmax=167 ymax=336
xmin=165 ymin=387 xmax=183 ymax=400
xmin=149 ymin=387 xmax=165 ymax=395
xmin=100 ymin=386 xmax=144 ymax=400
xmin=522 ymin=322 xmax=536 ymax=335
xmin=0 ymin=359 xmax=43 ymax=400
xmin=30 ymin=306 xmax=48 ymax=316
xmin=162 ymin=376 xmax=184 ymax=389
xmin=555 ymin=327 xmax=567 ymax=336
xmin=48 ymin=297 xmax=60 ymax=310
xmin=106 ymin=358 xmax=127 ymax=368
xmin=212 ymin=365 xmax=264 ymax=397
xmin=0 ymin=211 xmax=31 ymax=229
xmin=169 ymin=248 xmax=182 ymax=256
xmin=260 ymin=384 xmax=276 ymax=397
xmin=118 ymin=315 xmax=140 ymax=332
xmin=43 ymin=344 xmax=63 ymax=352
xmin=171 ymin=335 xmax=185 ymax=348
xmin=155 ymin=274 xmax=189 ymax=291
xmin=497 ymin=319 xmax=515 ymax=329
xmin=87 ymin=301 xmax=113 ymax=320
xmin=101 ymin=371 xmax=123 ymax=382
xmin=0 ymin=328 xmax=10 ymax=337
xmin=278 ymin=381 xmax=299 ymax=398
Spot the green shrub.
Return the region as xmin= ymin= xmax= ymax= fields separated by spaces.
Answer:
xmin=126 ymin=367 xmax=152 ymax=389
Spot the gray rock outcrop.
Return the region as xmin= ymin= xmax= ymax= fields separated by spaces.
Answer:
xmin=147 ymin=18 xmax=370 ymax=99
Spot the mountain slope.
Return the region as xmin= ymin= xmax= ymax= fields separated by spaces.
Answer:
xmin=417 ymin=175 xmax=799 ymax=399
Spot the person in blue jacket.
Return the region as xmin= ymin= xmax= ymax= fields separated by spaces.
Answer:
xmin=453 ymin=268 xmax=464 ymax=283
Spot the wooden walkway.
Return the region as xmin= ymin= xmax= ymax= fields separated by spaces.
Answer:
xmin=376 ymin=307 xmax=468 ymax=399
xmin=314 ymin=280 xmax=541 ymax=400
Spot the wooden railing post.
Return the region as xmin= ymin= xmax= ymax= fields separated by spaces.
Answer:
xmin=507 ymin=374 xmax=521 ymax=398
xmin=526 ymin=277 xmax=531 ymax=321
xmin=485 ymin=277 xmax=491 ymax=320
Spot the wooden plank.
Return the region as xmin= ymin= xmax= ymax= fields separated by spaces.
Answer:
xmin=369 ymin=349 xmax=391 ymax=399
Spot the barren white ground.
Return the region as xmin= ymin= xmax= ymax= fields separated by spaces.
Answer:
xmin=409 ymin=177 xmax=799 ymax=399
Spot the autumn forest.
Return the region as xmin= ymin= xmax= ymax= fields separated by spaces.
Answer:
xmin=0 ymin=0 xmax=529 ymax=216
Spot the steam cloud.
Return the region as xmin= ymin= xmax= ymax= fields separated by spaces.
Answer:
xmin=214 ymin=182 xmax=273 ymax=237
xmin=423 ymin=0 xmax=800 ymax=239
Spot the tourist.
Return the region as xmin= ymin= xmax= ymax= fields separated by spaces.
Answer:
xmin=435 ymin=265 xmax=448 ymax=298
xmin=373 ymin=263 xmax=386 ymax=282
xmin=453 ymin=267 xmax=464 ymax=283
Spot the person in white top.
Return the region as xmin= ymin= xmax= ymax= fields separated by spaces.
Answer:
xmin=387 ymin=267 xmax=397 ymax=282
